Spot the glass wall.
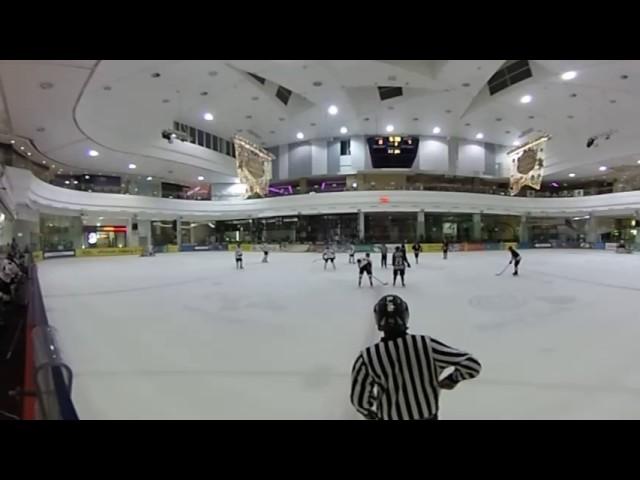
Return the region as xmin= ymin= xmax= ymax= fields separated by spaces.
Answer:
xmin=424 ymin=213 xmax=475 ymax=243
xmin=151 ymin=221 xmax=177 ymax=246
xmin=40 ymin=214 xmax=83 ymax=251
xmin=365 ymin=213 xmax=416 ymax=243
xmin=481 ymin=214 xmax=520 ymax=242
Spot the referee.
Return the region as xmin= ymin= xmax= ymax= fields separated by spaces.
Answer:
xmin=350 ymin=295 xmax=481 ymax=420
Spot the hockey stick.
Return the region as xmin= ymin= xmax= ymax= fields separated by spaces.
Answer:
xmin=495 ymin=263 xmax=511 ymax=276
xmin=372 ymin=275 xmax=388 ymax=286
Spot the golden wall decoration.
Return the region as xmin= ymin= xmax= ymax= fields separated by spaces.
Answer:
xmin=233 ymin=135 xmax=275 ymax=198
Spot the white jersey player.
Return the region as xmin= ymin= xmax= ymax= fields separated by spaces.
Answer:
xmin=235 ymin=245 xmax=244 ymax=270
xmin=357 ymin=253 xmax=373 ymax=287
xmin=323 ymin=247 xmax=336 ymax=270
xmin=348 ymin=244 xmax=356 ymax=264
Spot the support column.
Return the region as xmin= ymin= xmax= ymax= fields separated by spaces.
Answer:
xmin=519 ymin=215 xmax=529 ymax=245
xmin=176 ymin=218 xmax=182 ymax=248
xmin=417 ymin=210 xmax=425 ymax=241
xmin=358 ymin=210 xmax=365 ymax=242
xmin=586 ymin=214 xmax=600 ymax=243
xmin=472 ymin=213 xmax=482 ymax=242
xmin=190 ymin=222 xmax=195 ymax=244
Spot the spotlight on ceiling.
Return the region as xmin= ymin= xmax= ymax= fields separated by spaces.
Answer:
xmin=385 ymin=125 xmax=394 ymax=133
xmin=513 ymin=140 xmax=521 ymax=146
xmin=197 ymin=176 xmax=205 ymax=181
xmin=599 ymin=166 xmax=607 ymax=171
xmin=432 ymin=126 xmax=441 ymax=134
xmin=328 ymin=105 xmax=338 ymax=115
xmin=568 ymin=173 xmax=576 ymax=177
xmin=203 ymin=113 xmax=214 ymax=121
xmin=340 ymin=126 xmax=348 ymax=134
xmin=128 ymin=163 xmax=137 ymax=169
xmin=296 ymin=132 xmax=304 ymax=140
xmin=88 ymin=149 xmax=99 ymax=157
xmin=520 ymin=95 xmax=532 ymax=104
xmin=561 ymin=71 xmax=577 ymax=81
xmin=475 ymin=133 xmax=484 ymax=140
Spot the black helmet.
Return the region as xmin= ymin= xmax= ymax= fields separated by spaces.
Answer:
xmin=374 ymin=295 xmax=409 ymax=333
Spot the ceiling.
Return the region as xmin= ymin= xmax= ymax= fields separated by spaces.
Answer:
xmin=2 ymin=60 xmax=640 ymax=185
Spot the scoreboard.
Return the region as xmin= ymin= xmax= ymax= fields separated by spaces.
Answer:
xmin=367 ymin=136 xmax=419 ymax=168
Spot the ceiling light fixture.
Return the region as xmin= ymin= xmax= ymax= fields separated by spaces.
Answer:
xmin=203 ymin=113 xmax=214 ymax=121
xmin=197 ymin=176 xmax=205 ymax=181
xmin=599 ymin=166 xmax=607 ymax=171
xmin=328 ymin=105 xmax=338 ymax=115
xmin=432 ymin=126 xmax=441 ymax=134
xmin=520 ymin=94 xmax=532 ymax=104
xmin=340 ymin=126 xmax=348 ymax=134
xmin=10 ymin=140 xmax=15 ymax=144
xmin=88 ymin=149 xmax=99 ymax=157
xmin=568 ymin=173 xmax=576 ymax=177
xmin=128 ymin=163 xmax=137 ymax=169
xmin=561 ymin=71 xmax=577 ymax=81
xmin=386 ymin=125 xmax=394 ymax=133
xmin=513 ymin=140 xmax=521 ymax=146
xmin=475 ymin=133 xmax=484 ymax=139
xmin=146 ymin=176 xmax=153 ymax=181
xmin=296 ymin=132 xmax=304 ymax=140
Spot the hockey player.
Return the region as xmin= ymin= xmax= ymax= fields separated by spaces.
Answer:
xmin=323 ymin=246 xmax=336 ymax=270
xmin=392 ymin=246 xmax=411 ymax=287
xmin=412 ymin=241 xmax=422 ymax=264
xmin=348 ymin=243 xmax=356 ymax=264
xmin=261 ymin=243 xmax=269 ymax=263
xmin=350 ymin=295 xmax=482 ymax=420
xmin=442 ymin=239 xmax=449 ymax=260
xmin=235 ymin=244 xmax=244 ymax=270
xmin=508 ymin=246 xmax=521 ymax=276
xmin=380 ymin=243 xmax=388 ymax=269
xmin=357 ymin=253 xmax=373 ymax=287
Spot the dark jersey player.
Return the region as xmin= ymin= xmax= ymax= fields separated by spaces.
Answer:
xmin=380 ymin=243 xmax=388 ymax=269
xmin=412 ymin=242 xmax=422 ymax=264
xmin=392 ymin=246 xmax=411 ymax=287
xmin=235 ymin=245 xmax=244 ymax=270
xmin=442 ymin=240 xmax=449 ymax=260
xmin=508 ymin=246 xmax=521 ymax=276
xmin=357 ymin=253 xmax=373 ymax=287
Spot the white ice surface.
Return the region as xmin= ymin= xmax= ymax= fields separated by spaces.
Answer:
xmin=38 ymin=249 xmax=640 ymax=419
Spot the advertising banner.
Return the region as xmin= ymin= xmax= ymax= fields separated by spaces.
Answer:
xmin=76 ymin=247 xmax=143 ymax=257
xmin=43 ymin=250 xmax=76 ymax=259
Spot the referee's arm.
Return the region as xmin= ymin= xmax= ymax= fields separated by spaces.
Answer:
xmin=350 ymin=353 xmax=378 ymax=419
xmin=430 ymin=338 xmax=482 ymax=382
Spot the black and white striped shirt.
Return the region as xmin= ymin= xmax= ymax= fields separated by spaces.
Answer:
xmin=351 ymin=334 xmax=481 ymax=420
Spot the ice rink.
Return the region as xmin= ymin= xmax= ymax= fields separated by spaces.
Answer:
xmin=38 ymin=249 xmax=640 ymax=420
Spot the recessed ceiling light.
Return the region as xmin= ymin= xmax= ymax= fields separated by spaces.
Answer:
xmin=88 ymin=149 xmax=99 ymax=157
xmin=461 ymin=83 xmax=470 ymax=87
xmin=203 ymin=113 xmax=214 ymax=121
xmin=245 ymin=115 xmax=253 ymax=120
xmin=197 ymin=176 xmax=205 ymax=181
xmin=513 ymin=140 xmax=521 ymax=146
xmin=200 ymin=91 xmax=208 ymax=96
xmin=39 ymin=81 xmax=54 ymax=90
xmin=637 ymin=160 xmax=640 ymax=164
xmin=385 ymin=125 xmax=394 ymax=133
xmin=103 ymin=86 xmax=112 ymax=91
xmin=26 ymin=152 xmax=31 ymax=156
xmin=42 ymin=160 xmax=46 ymax=164
xmin=85 ymin=175 xmax=90 ymax=179
xmin=569 ymin=93 xmax=577 ymax=98
xmin=162 ymin=99 xmax=170 ymax=103
xmin=328 ymin=105 xmax=338 ymax=115
xmin=208 ymin=71 xmax=218 ymax=77
xmin=599 ymin=166 xmax=607 ymax=171
xmin=475 ymin=133 xmax=484 ymax=139
xmin=251 ymin=96 xmax=259 ymax=101
xmin=128 ymin=163 xmax=137 ymax=169
xmin=620 ymin=74 xmax=629 ymax=80
xmin=340 ymin=126 xmax=348 ymax=134
xmin=561 ymin=71 xmax=577 ymax=81
xmin=445 ymin=109 xmax=452 ymax=114
xmin=568 ymin=173 xmax=576 ymax=177
xmin=36 ymin=127 xmax=45 ymax=132
xmin=64 ymin=180 xmax=70 ymax=185
xmin=520 ymin=94 xmax=532 ymax=104
xmin=312 ymin=81 xmax=323 ymax=87
xmin=412 ymin=117 xmax=419 ymax=121
xmin=19 ymin=146 xmax=24 ymax=150
xmin=310 ymin=122 xmax=316 ymax=127
xmin=296 ymin=132 xmax=304 ymax=140
xmin=10 ymin=140 xmax=15 ymax=144
xmin=73 ymin=180 xmax=79 ymax=184
xmin=432 ymin=126 xmax=441 ymax=134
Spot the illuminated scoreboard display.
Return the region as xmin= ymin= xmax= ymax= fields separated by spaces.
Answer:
xmin=367 ymin=136 xmax=419 ymax=168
